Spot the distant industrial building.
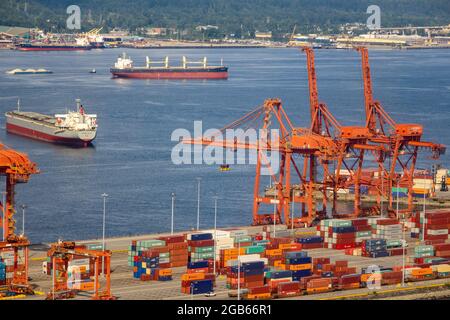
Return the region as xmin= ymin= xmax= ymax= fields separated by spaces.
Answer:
xmin=255 ymin=31 xmax=272 ymax=39
xmin=0 ymin=26 xmax=32 ymax=49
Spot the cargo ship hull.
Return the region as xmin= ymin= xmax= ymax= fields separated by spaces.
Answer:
xmin=110 ymin=67 xmax=228 ymax=79
xmin=17 ymin=44 xmax=92 ymax=51
xmin=5 ymin=112 xmax=96 ymax=147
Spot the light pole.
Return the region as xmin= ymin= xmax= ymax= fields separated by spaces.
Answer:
xmin=213 ymin=195 xmax=218 ymax=277
xmin=380 ymin=173 xmax=384 ymax=217
xmin=2 ymin=191 xmax=6 ymax=241
xmin=101 ymin=193 xmax=108 ymax=276
xmin=237 ymin=236 xmax=241 ymax=301
xmin=273 ymin=190 xmax=277 ymax=239
xmin=291 ymin=190 xmax=295 ymax=235
xmin=422 ymin=190 xmax=426 ymax=242
xmin=171 ymin=193 xmax=176 ymax=235
xmin=396 ymin=180 xmax=400 ymax=220
xmin=21 ymin=204 xmax=27 ymax=236
xmin=196 ymin=177 xmax=201 ymax=231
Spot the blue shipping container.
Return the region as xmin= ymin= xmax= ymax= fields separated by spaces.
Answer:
xmin=271 ymin=270 xmax=293 ymax=279
xmin=191 ymin=233 xmax=213 ymax=241
xmin=188 ymin=260 xmax=209 ymax=269
xmin=286 ymin=257 xmax=312 ymax=265
xmin=285 ymin=251 xmax=308 ymax=259
xmin=296 ymin=236 xmax=323 ymax=244
xmin=332 ymin=226 xmax=356 ymax=233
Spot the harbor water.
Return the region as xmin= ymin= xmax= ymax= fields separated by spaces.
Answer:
xmin=0 ymin=48 xmax=449 ymax=243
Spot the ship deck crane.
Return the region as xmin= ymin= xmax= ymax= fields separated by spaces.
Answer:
xmin=0 ymin=144 xmax=38 ymax=293
xmin=356 ymin=47 xmax=445 ymax=213
xmin=184 ymin=98 xmax=338 ymax=227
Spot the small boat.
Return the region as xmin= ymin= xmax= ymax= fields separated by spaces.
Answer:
xmin=6 ymin=68 xmax=53 ymax=75
xmin=220 ymin=164 xmax=231 ymax=172
xmin=90 ymin=69 xmax=97 ymax=74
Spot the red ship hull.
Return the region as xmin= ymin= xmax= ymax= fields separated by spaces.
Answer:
xmin=111 ymin=71 xmax=228 ymax=79
xmin=6 ymin=123 xmax=91 ymax=147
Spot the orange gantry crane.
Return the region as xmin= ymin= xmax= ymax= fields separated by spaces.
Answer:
xmin=0 ymin=144 xmax=38 ymax=293
xmin=46 ymin=241 xmax=115 ymax=300
xmin=302 ymin=47 xmax=386 ymax=217
xmin=185 ymin=98 xmax=338 ymax=227
xmin=355 ymin=47 xmax=445 ymax=213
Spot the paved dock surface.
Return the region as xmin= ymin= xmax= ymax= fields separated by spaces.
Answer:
xmin=22 ymin=225 xmax=450 ymax=300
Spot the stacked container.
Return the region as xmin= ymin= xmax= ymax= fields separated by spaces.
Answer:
xmin=157 ymin=235 xmax=188 ymax=268
xmin=295 ymin=236 xmax=324 ymax=249
xmin=228 ymin=260 xmax=265 ymax=289
xmin=265 ymin=270 xmax=293 ymax=293
xmin=181 ymin=271 xmax=216 ymax=294
xmin=374 ymin=219 xmax=403 ymax=240
xmin=188 ymin=233 xmax=215 ymax=263
xmin=128 ymin=239 xmax=166 ymax=267
xmin=361 ymin=239 xmax=389 ymax=258
xmin=0 ymin=258 xmax=6 ymax=286
xmin=247 ymin=285 xmax=271 ymax=299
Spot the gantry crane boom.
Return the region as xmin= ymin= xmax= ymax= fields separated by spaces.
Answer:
xmin=0 ymin=143 xmax=38 ymax=292
xmin=356 ymin=47 xmax=445 ymax=212
xmin=183 ymin=98 xmax=338 ymax=226
xmin=302 ymin=47 xmax=387 ymax=217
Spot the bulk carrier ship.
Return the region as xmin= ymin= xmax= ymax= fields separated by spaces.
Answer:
xmin=110 ymin=53 xmax=228 ymax=79
xmin=5 ymin=99 xmax=97 ymax=147
xmin=17 ymin=38 xmax=92 ymax=51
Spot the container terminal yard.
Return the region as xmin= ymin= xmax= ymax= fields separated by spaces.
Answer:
xmin=0 ymin=44 xmax=450 ymax=302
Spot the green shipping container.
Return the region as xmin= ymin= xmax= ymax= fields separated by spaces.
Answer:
xmin=191 ymin=252 xmax=214 ymax=259
xmin=414 ymin=245 xmax=434 ymax=253
xmin=245 ymin=246 xmax=265 ymax=254
xmin=415 ymin=252 xmax=434 ymax=258
xmin=234 ymin=236 xmax=252 ymax=243
xmin=193 ymin=246 xmax=214 ymax=253
xmin=392 ymin=187 xmax=408 ymax=193
xmin=356 ymin=231 xmax=372 ymax=237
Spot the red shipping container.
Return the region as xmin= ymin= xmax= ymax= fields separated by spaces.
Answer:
xmin=352 ymin=219 xmax=368 ymax=226
xmin=313 ymin=257 xmax=331 ymax=265
xmin=335 ymin=260 xmax=348 ymax=268
xmin=334 ymin=243 xmax=356 ymax=250
xmin=248 ymin=285 xmax=270 ymax=294
xmin=188 ymin=239 xmax=215 ymax=247
xmin=377 ymin=219 xmax=398 ymax=225
xmin=354 ymin=225 xmax=372 ymax=232
xmin=334 ymin=238 xmax=356 ymax=244
xmin=158 ymin=235 xmax=185 ymax=244
xmin=334 ymin=233 xmax=356 ymax=240
xmin=426 ymin=218 xmax=449 ymax=226
xmin=435 ymin=250 xmax=450 ymax=257
xmin=424 ymin=234 xmax=448 ymax=241
xmin=434 ymin=244 xmax=450 ymax=251
xmin=277 ymin=281 xmax=300 ymax=292
xmin=426 ymin=224 xmax=449 ymax=230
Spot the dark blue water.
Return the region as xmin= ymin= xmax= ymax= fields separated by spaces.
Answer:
xmin=0 ymin=48 xmax=449 ymax=243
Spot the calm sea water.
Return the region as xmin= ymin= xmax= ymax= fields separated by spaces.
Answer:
xmin=0 ymin=48 xmax=449 ymax=243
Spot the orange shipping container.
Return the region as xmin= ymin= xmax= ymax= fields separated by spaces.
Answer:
xmin=289 ymin=264 xmax=312 ymax=271
xmin=411 ymin=268 xmax=433 ymax=276
xmin=181 ymin=273 xmax=205 ymax=281
xmin=266 ymin=249 xmax=282 ymax=256
xmin=79 ymin=281 xmax=95 ymax=291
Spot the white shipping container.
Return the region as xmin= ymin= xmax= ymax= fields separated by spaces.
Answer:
xmin=426 ymin=229 xmax=449 ymax=235
xmin=229 ymin=230 xmax=248 ymax=237
xmin=201 ymin=229 xmax=231 ymax=239
xmin=226 ymin=257 xmax=268 ymax=267
xmin=69 ymin=258 xmax=90 ymax=267
xmin=265 ymin=224 xmax=288 ymax=232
